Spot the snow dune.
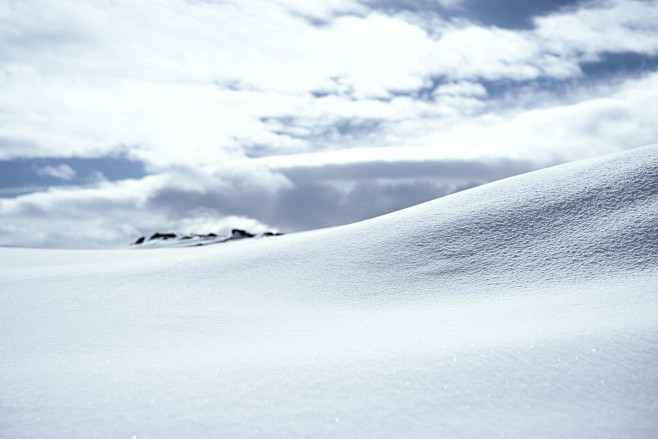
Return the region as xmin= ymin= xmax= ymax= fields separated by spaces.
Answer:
xmin=1 ymin=145 xmax=657 ymax=438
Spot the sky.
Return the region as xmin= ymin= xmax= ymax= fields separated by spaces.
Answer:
xmin=1 ymin=0 xmax=657 ymax=248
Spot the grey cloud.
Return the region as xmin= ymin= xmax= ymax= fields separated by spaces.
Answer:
xmin=274 ymin=180 xmax=476 ymax=230
xmin=145 ymin=186 xmax=278 ymax=223
xmin=262 ymin=116 xmax=383 ymax=140
xmin=143 ymin=177 xmax=472 ymax=233
xmin=11 ymin=193 xmax=136 ymax=219
xmin=249 ymin=117 xmax=385 ymax=158
xmin=7 ymin=200 xmax=48 ymax=217
xmin=267 ymin=158 xmax=542 ymax=229
xmin=145 ymin=158 xmax=544 ymax=233
xmin=278 ymin=158 xmax=540 ymax=183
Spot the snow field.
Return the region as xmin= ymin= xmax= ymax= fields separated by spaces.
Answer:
xmin=1 ymin=145 xmax=657 ymax=437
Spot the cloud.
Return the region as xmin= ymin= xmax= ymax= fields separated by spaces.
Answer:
xmin=1 ymin=0 xmax=657 ymax=168
xmin=415 ymin=72 xmax=658 ymax=162
xmin=0 ymin=160 xmax=293 ymax=247
xmin=534 ymin=0 xmax=658 ymax=60
xmin=277 ymin=158 xmax=538 ymax=182
xmin=0 ymin=177 xmax=464 ymax=248
xmin=273 ymin=179 xmax=477 ymax=230
xmin=1 ymin=0 xmax=657 ymax=247
xmin=0 ymin=174 xmax=274 ymax=248
xmin=36 ymin=164 xmax=76 ymax=181
xmin=0 ymin=155 xmax=543 ymax=247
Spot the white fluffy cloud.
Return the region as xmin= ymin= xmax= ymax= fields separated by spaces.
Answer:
xmin=2 ymin=0 xmax=657 ymax=166
xmin=36 ymin=164 xmax=77 ymax=180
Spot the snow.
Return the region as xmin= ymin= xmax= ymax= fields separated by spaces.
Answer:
xmin=1 ymin=145 xmax=658 ymax=438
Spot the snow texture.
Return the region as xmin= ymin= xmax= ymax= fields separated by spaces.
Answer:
xmin=1 ymin=145 xmax=657 ymax=438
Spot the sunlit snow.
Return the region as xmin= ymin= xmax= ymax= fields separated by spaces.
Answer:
xmin=1 ymin=145 xmax=657 ymax=438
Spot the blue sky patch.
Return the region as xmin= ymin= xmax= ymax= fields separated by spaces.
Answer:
xmin=0 ymin=156 xmax=147 ymax=197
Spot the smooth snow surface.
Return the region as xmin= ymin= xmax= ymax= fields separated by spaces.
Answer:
xmin=1 ymin=145 xmax=658 ymax=438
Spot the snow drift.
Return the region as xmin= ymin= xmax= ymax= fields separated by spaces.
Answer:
xmin=1 ymin=145 xmax=657 ymax=438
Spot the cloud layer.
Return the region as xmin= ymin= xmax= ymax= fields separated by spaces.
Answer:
xmin=1 ymin=0 xmax=657 ymax=247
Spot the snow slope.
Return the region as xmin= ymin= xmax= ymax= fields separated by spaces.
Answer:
xmin=1 ymin=145 xmax=657 ymax=438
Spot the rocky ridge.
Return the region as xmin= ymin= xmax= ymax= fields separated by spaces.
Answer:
xmin=131 ymin=228 xmax=282 ymax=247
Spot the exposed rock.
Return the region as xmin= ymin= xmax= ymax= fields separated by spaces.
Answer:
xmin=133 ymin=229 xmax=282 ymax=247
xmin=231 ymin=229 xmax=255 ymax=239
xmin=182 ymin=233 xmax=217 ymax=240
xmin=149 ymin=232 xmax=177 ymax=240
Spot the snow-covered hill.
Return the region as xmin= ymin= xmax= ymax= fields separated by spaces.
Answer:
xmin=1 ymin=145 xmax=657 ymax=438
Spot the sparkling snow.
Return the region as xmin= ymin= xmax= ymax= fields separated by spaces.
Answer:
xmin=1 ymin=146 xmax=657 ymax=438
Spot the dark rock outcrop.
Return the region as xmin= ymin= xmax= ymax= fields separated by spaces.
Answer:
xmin=149 ymin=232 xmax=177 ymax=240
xmin=182 ymin=233 xmax=217 ymax=240
xmin=132 ymin=229 xmax=283 ymax=247
xmin=231 ymin=229 xmax=255 ymax=239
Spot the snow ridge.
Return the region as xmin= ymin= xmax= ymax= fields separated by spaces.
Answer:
xmin=175 ymin=144 xmax=658 ymax=302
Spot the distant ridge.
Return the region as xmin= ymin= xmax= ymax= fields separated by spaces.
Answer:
xmin=131 ymin=228 xmax=283 ymax=247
